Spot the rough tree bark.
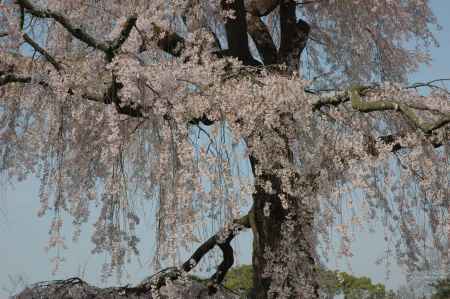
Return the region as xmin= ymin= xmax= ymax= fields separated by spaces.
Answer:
xmin=245 ymin=1 xmax=317 ymax=297
xmin=248 ymin=119 xmax=319 ymax=298
xmin=251 ymin=168 xmax=319 ymax=298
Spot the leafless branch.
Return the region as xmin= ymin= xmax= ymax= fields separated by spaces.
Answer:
xmin=22 ymin=33 xmax=61 ymax=71
xmin=407 ymin=78 xmax=450 ymax=89
xmin=406 ymin=78 xmax=450 ymax=95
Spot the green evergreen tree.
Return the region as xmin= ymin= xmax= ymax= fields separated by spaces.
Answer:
xmin=431 ymin=277 xmax=450 ymax=299
xmin=218 ymin=265 xmax=399 ymax=299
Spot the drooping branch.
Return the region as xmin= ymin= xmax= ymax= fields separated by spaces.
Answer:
xmin=0 ymin=64 xmax=151 ymax=121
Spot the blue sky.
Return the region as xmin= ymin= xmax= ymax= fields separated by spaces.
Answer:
xmin=1 ymin=1 xmax=449 ymax=297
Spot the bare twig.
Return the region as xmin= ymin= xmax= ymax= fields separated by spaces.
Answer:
xmin=22 ymin=33 xmax=61 ymax=71
xmin=406 ymin=78 xmax=450 ymax=95
xmin=407 ymin=78 xmax=450 ymax=89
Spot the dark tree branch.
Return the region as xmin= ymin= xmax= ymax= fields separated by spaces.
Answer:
xmin=0 ymin=70 xmax=99 ymax=105
xmin=365 ymin=131 xmax=446 ymax=157
xmin=108 ymin=17 xmax=138 ymax=53
xmin=22 ymin=33 xmax=61 ymax=71
xmin=245 ymin=0 xmax=280 ymax=16
xmin=0 ymin=32 xmax=8 ymax=37
xmin=222 ymin=0 xmax=260 ymax=66
xmin=142 ymin=23 xmax=222 ymax=61
xmin=278 ymin=0 xmax=310 ymax=73
xmin=189 ymin=115 xmax=215 ymax=126
xmin=16 ymin=0 xmax=110 ymax=51
xmin=294 ymin=0 xmax=322 ymax=5
xmin=16 ymin=0 xmax=137 ymax=61
xmin=246 ymin=14 xmax=278 ymax=65
xmin=135 ymin=23 xmax=186 ymax=58
xmin=0 ymin=73 xmax=31 ymax=86
xmin=16 ymin=0 xmax=219 ymax=62
xmin=150 ymin=24 xmax=185 ymax=57
xmin=15 ymin=0 xmax=263 ymax=66
xmin=182 ymin=212 xmax=251 ymax=294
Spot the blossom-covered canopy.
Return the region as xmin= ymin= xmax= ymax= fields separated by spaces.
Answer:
xmin=0 ymin=0 xmax=448 ymax=296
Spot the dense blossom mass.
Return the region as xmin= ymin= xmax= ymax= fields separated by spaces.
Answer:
xmin=0 ymin=0 xmax=448 ymax=298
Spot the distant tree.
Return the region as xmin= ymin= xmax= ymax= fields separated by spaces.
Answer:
xmin=218 ymin=265 xmax=401 ymax=299
xmin=1 ymin=0 xmax=448 ymax=298
xmin=335 ymin=271 xmax=390 ymax=299
xmin=223 ymin=265 xmax=253 ymax=295
xmin=392 ymin=285 xmax=423 ymax=299
xmin=430 ymin=277 xmax=450 ymax=299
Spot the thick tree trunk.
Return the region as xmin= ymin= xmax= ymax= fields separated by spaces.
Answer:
xmin=251 ymin=173 xmax=319 ymax=299
xmin=227 ymin=1 xmax=315 ymax=295
xmin=248 ymin=125 xmax=319 ymax=299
